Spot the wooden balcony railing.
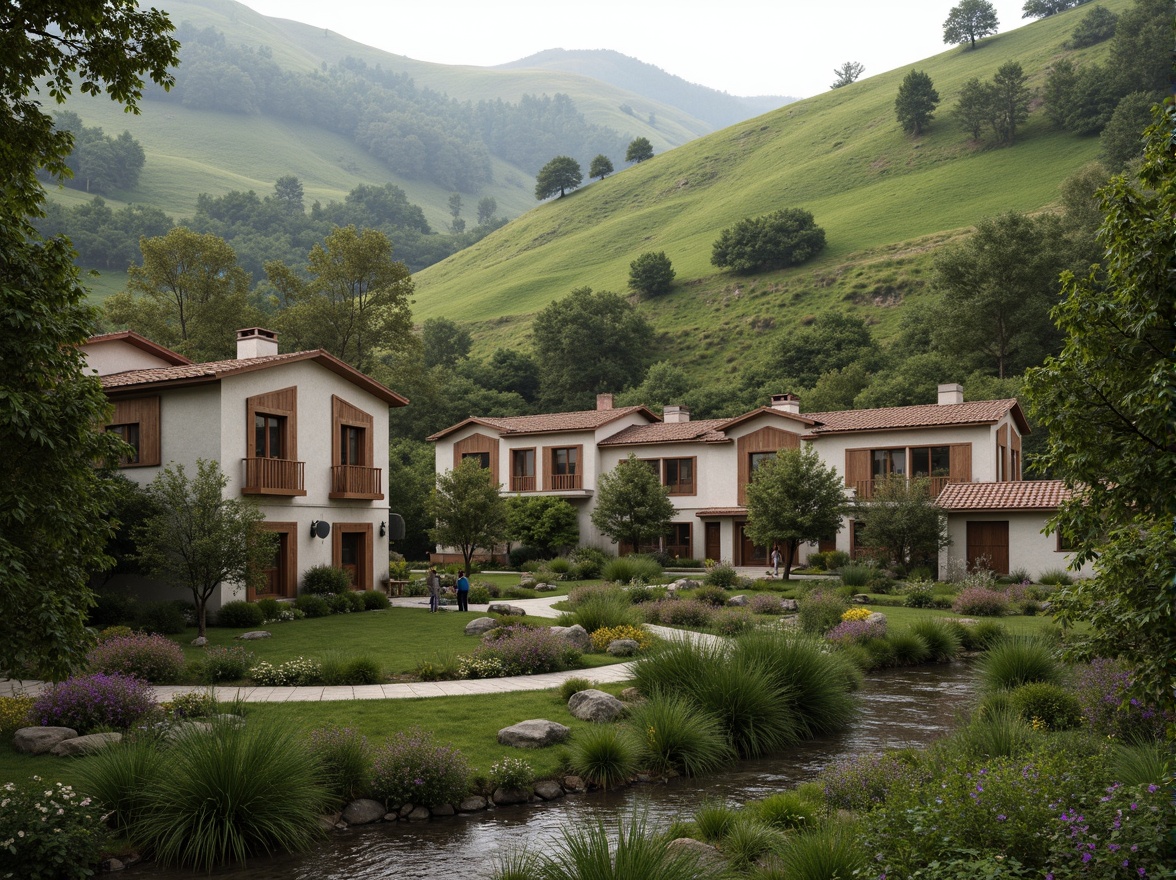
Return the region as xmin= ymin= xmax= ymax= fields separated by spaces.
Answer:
xmin=242 ymin=457 xmax=306 ymax=496
xmin=852 ymin=475 xmax=950 ymax=501
xmin=548 ymin=473 xmax=582 ymax=491
xmin=510 ymin=475 xmax=536 ymax=492
xmin=330 ymin=465 xmax=384 ymax=500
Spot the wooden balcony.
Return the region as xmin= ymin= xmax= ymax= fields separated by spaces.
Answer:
xmin=510 ymin=475 xmax=536 ymax=492
xmin=852 ymin=475 xmax=950 ymax=500
xmin=242 ymin=457 xmax=306 ymax=496
xmin=330 ymin=465 xmax=384 ymax=500
xmin=548 ymin=473 xmax=582 ymax=491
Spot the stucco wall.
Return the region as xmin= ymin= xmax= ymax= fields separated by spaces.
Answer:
xmin=942 ymin=510 xmax=1095 ymax=581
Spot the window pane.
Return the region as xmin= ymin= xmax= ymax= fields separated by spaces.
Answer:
xmin=255 ymin=414 xmax=266 ymax=457
xmin=268 ymin=419 xmax=282 ymax=458
xmin=512 ymin=449 xmax=534 ymax=476
xmin=462 ymin=452 xmax=490 ymax=468
xmin=930 ymin=446 xmax=951 ymax=476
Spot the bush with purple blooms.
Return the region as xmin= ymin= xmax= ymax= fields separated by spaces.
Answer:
xmin=749 ymin=593 xmax=784 ymax=615
xmin=952 ymin=586 xmax=1012 ymax=616
xmin=308 ymin=725 xmax=372 ymax=804
xmin=819 ymin=752 xmax=928 ymax=811
xmin=31 ymin=673 xmax=157 ymax=733
xmin=86 ymin=632 xmax=186 ymax=683
xmin=797 ymin=589 xmax=849 ymax=634
xmin=459 ymin=626 xmax=579 ymax=678
xmin=1070 ymin=658 xmax=1173 ymax=741
xmin=825 ymin=616 xmax=888 ymax=646
xmin=642 ymin=598 xmax=715 ymax=627
xmin=369 ymin=727 xmax=470 ymax=808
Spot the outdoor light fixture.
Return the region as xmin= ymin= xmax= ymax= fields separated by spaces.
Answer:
xmin=379 ymin=520 xmax=387 ymax=537
xmin=310 ymin=520 xmax=330 ymax=540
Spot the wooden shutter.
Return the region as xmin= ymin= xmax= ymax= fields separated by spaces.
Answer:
xmin=948 ymin=443 xmax=972 ymax=483
xmin=845 ymin=448 xmax=871 ymax=488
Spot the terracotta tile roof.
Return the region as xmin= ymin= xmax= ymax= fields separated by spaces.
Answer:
xmin=937 ymin=480 xmax=1073 ymax=511
xmin=804 ymin=399 xmax=1026 ymax=435
xmin=428 ymin=406 xmax=656 ymax=440
xmin=599 ymin=419 xmax=731 ymax=446
xmin=695 ymin=507 xmax=748 ymax=517
xmin=99 ymin=350 xmax=408 ymax=406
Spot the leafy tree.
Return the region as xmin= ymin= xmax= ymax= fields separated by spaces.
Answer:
xmin=744 ymin=447 xmax=845 ymax=580
xmin=628 ymin=251 xmax=675 ymax=297
xmin=428 ymin=457 xmax=508 ymax=574
xmin=476 ymin=196 xmax=497 ymax=225
xmin=616 ymin=361 xmax=692 ymax=411
xmin=801 ymin=364 xmax=873 ymax=412
xmin=943 ymin=0 xmax=1000 ymax=49
xmin=625 ymin=137 xmax=654 ymax=163
xmin=1106 ymin=0 xmax=1171 ymax=98
xmin=955 ymin=76 xmax=996 ymax=140
xmin=531 ymin=287 xmax=654 ymax=409
xmin=387 ymin=438 xmax=436 ymax=560
xmin=711 ymin=208 xmax=826 ymax=274
xmin=930 ymin=212 xmax=1069 ymax=378
xmin=831 ymin=61 xmax=866 ymax=89
xmin=480 ymin=347 xmax=541 ymax=403
xmin=894 ymin=70 xmax=940 ymax=136
xmin=135 ymin=460 xmax=276 ymax=638
xmin=534 ymin=155 xmax=583 ymax=199
xmin=106 ymin=226 xmax=256 ymax=362
xmin=853 ymin=352 xmax=959 ymax=409
xmin=507 ymin=496 xmax=580 ymax=557
xmin=854 ymin=476 xmax=950 ymax=572
xmin=1043 ymin=61 xmax=1116 ymax=135
xmin=267 ymin=225 xmax=414 ymax=374
xmin=989 ymin=61 xmax=1031 ymax=144
xmin=591 ymin=454 xmax=675 ymax=550
xmin=589 ymin=154 xmax=614 ymax=179
xmin=273 ymin=176 xmax=304 ymax=213
xmin=1022 ymin=0 xmax=1080 ymax=18
xmin=422 ymin=316 xmax=472 ymax=369
xmin=1100 ymin=92 xmax=1157 ymax=169
xmin=1068 ymin=5 xmax=1117 ymax=47
xmin=1024 ymin=106 xmax=1176 ymax=716
xmin=447 ymin=192 xmax=462 ymax=222
xmin=766 ymin=311 xmax=879 ymax=389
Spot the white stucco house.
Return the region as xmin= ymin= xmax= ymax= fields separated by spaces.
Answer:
xmin=84 ymin=328 xmax=408 ymax=608
xmin=429 ymin=385 xmax=1088 ymax=580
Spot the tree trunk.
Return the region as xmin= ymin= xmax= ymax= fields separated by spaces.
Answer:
xmin=196 ymin=597 xmax=207 ymax=638
xmin=782 ymin=540 xmax=799 ymax=580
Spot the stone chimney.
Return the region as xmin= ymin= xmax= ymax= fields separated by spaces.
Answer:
xmin=663 ymin=405 xmax=691 ymax=424
xmin=236 ymin=327 xmax=279 ymax=359
xmin=596 ymin=393 xmax=614 ymax=411
xmin=938 ymin=383 xmax=964 ymax=406
xmin=770 ymin=393 xmax=800 ymax=415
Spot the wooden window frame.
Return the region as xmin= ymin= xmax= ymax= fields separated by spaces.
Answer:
xmin=510 ymin=447 xmax=536 ymax=492
xmin=663 ymin=456 xmax=697 ymax=496
xmin=330 ymin=395 xmax=382 ymax=500
xmin=106 ymin=396 xmax=161 ymax=467
xmin=251 ymin=521 xmax=297 ymax=600
xmin=667 ymin=522 xmax=692 ymax=559
xmin=244 ymin=387 xmax=304 ymax=496
xmin=332 ymin=522 xmax=373 ymax=591
xmin=454 ymin=432 xmax=500 ymax=487
xmin=737 ymin=426 xmax=799 ymax=505
xmin=544 ymin=444 xmax=583 ymax=491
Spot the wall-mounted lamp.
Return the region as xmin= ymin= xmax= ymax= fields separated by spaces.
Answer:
xmin=379 ymin=520 xmax=387 ymax=538
xmin=310 ymin=520 xmax=330 ymax=540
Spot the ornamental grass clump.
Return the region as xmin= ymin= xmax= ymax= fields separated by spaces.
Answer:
xmin=370 ymin=727 xmax=470 ymax=808
xmin=307 ymin=725 xmax=372 ymax=805
xmin=713 ymin=607 xmax=756 ymax=636
xmin=460 ymin=625 xmax=579 ymax=678
xmin=32 ymin=672 xmax=157 ymax=733
xmin=86 ymin=632 xmax=186 ymax=683
xmin=906 ymin=618 xmax=963 ymax=662
xmin=796 ymin=589 xmax=848 ymax=635
xmin=749 ymin=593 xmax=784 ymax=614
xmin=952 ymin=586 xmax=1011 ymax=616
xmin=642 ymin=597 xmax=714 ymax=627
xmin=77 ymin=738 xmax=166 ymax=833
xmin=1006 ymin=682 xmax=1083 ymax=731
xmin=978 ymin=636 xmax=1062 ymax=692
xmin=198 ymin=645 xmax=256 ymax=684
xmin=572 ymin=588 xmax=640 ymax=632
xmin=601 ymin=554 xmax=663 ymax=584
xmin=748 ymin=790 xmax=820 ymax=831
xmin=565 ymin=724 xmax=639 ymax=790
xmin=625 ymin=693 xmax=735 ymax=777
xmin=0 ymin=777 xmax=108 ymax=880
xmin=774 ymin=821 xmax=868 ymax=880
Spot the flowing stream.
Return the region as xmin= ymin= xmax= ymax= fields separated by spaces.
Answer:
xmin=126 ymin=663 xmax=975 ymax=879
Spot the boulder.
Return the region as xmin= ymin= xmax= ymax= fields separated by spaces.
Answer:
xmin=606 ymin=639 xmax=640 ymax=657
xmin=851 ymin=594 xmax=871 ymax=604
xmin=534 ymin=582 xmax=557 ymax=592
xmin=619 ymin=686 xmax=644 ymax=703
xmin=464 ymin=617 xmax=499 ymax=636
xmin=667 ymin=837 xmax=726 ymax=869
xmin=519 ymin=576 xmax=537 ymax=587
xmin=50 ymin=732 xmax=122 ymax=757
xmin=492 ymin=787 xmax=531 ymax=806
xmin=549 ymin=624 xmax=592 ymax=652
xmin=237 ymin=630 xmax=271 ymax=640
xmin=567 ymin=689 xmax=626 ymax=723
xmin=190 ymin=636 xmax=208 ymax=647
xmin=458 ymin=796 xmax=489 ymax=813
xmin=780 ymin=599 xmax=799 ymax=612
xmin=430 ymin=804 xmax=455 ymax=817
xmin=407 ymin=806 xmax=431 ymax=821
xmin=533 ymin=780 xmax=565 ymax=801
xmin=398 ymin=804 xmax=415 ymax=818
xmin=341 ymin=798 xmax=386 ymax=826
xmin=727 ymin=594 xmax=749 ymax=607
xmin=497 ymin=719 xmax=571 ymax=749
xmin=100 ymin=858 xmax=125 ymax=873
xmin=673 ymin=578 xmax=701 ymax=590
xmin=166 ymin=721 xmax=214 ymax=741
xmin=867 ymin=612 xmax=887 ymax=625
xmin=488 ymin=603 xmax=526 ymax=616
xmin=562 ymin=775 xmax=586 ymax=793
xmin=13 ymin=726 xmax=78 ymax=755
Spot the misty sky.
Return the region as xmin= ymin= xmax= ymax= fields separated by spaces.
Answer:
xmin=239 ymin=0 xmax=1038 ymax=98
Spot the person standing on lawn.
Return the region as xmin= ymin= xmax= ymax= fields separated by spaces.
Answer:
xmin=456 ymin=570 xmax=470 ymax=612
xmin=427 ymin=566 xmax=441 ymax=612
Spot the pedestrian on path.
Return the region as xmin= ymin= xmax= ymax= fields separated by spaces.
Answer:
xmin=771 ymin=545 xmax=781 ymax=577
xmin=456 ymin=569 xmax=470 ymax=612
xmin=427 ymin=566 xmax=441 ymax=612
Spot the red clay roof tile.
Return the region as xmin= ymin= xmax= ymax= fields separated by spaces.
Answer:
xmin=937 ymin=480 xmax=1073 ymax=510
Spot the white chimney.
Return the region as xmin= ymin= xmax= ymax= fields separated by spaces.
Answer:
xmin=938 ymin=383 xmax=964 ymax=406
xmin=236 ymin=327 xmax=279 ymax=359
xmin=770 ymin=393 xmax=800 ymax=415
xmin=596 ymin=393 xmax=614 ymax=411
xmin=663 ymin=405 xmax=691 ymax=423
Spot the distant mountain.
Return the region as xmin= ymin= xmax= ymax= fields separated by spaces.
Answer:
xmin=499 ymin=49 xmax=794 ymax=128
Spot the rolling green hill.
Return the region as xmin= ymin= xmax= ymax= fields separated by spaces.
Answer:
xmin=411 ymin=0 xmax=1126 ymax=382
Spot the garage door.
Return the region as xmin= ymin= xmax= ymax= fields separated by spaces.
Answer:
xmin=966 ymin=521 xmax=1009 ymax=575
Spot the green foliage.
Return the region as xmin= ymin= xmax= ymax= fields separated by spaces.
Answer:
xmin=1100 ymin=91 xmax=1157 ymax=169
xmin=506 ymin=496 xmax=580 ymax=556
xmin=591 ymin=454 xmax=676 ymax=549
xmin=421 ymin=316 xmax=472 ymax=369
xmin=319 ymin=652 xmax=383 ymax=685
xmin=1022 ymin=0 xmax=1084 ymax=17
xmin=943 ymin=0 xmax=1000 ymax=48
xmin=600 ymin=554 xmax=664 ymax=584
xmin=302 ymin=564 xmax=353 ymax=595
xmin=0 ymin=776 xmax=109 ymax=879
xmin=534 ymin=155 xmax=583 ymax=199
xmin=906 ymin=618 xmax=964 ymax=662
xmin=1006 ymin=682 xmax=1083 ymax=730
xmin=198 ymin=646 xmax=256 ymax=683
xmin=52 ymin=110 xmax=146 ymax=194
xmin=488 ymin=756 xmax=535 ymax=791
xmin=1036 ymin=568 xmax=1073 ymax=586
xmin=628 ymin=250 xmax=675 ymax=297
xmin=797 ymin=589 xmax=849 ymax=635
xmin=894 ymin=69 xmax=940 ymax=135
xmin=978 ymin=636 xmax=1062 ymax=692
xmin=748 ymin=790 xmax=821 ymax=830
xmin=704 ymin=563 xmax=739 ymax=587
xmin=625 ymin=137 xmax=654 ymax=163
xmin=775 ymin=821 xmax=869 ymax=880
xmin=571 ymin=588 xmax=641 ymax=633
xmin=566 ymin=724 xmax=640 ymax=790
xmin=293 ymin=594 xmax=330 ymax=618
xmin=215 ymin=600 xmax=265 ymax=628
xmin=588 ymin=153 xmax=614 ymax=179
xmin=0 ymin=696 xmax=34 ymax=737
xmin=135 ymin=600 xmax=188 ymax=635
xmin=989 ymin=62 xmax=1032 ymax=144
xmin=1069 ymin=4 xmax=1117 ymax=46
xmin=1025 ymin=106 xmax=1176 ymax=717
xmin=831 ymin=61 xmax=866 ymax=89
xmin=744 ymin=446 xmax=844 ymax=579
xmin=429 ymin=456 xmax=508 ymax=574
xmin=558 ymin=677 xmax=595 ymax=701
xmin=626 ymin=693 xmax=736 ymax=776
xmin=307 ymin=725 xmax=372 ymax=806
xmin=854 ymin=476 xmax=950 ymax=570
xmin=86 ymin=632 xmax=185 ymax=683
xmin=79 ymin=738 xmax=166 ymax=834
xmin=693 ymin=798 xmax=738 ymax=842
xmin=711 ymin=208 xmax=827 ymax=274
xmin=1110 ymin=740 xmax=1172 ymax=787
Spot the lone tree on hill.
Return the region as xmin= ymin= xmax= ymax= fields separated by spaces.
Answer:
xmin=895 ymin=70 xmax=940 ymax=136
xmin=943 ymin=0 xmax=1000 ymax=49
xmin=591 ymin=454 xmax=676 ymax=550
xmin=428 ymin=457 xmax=508 ymax=575
xmin=628 ymin=251 xmax=675 ymax=297
xmin=589 ymin=154 xmax=615 ymax=180
xmin=831 ymin=61 xmax=866 ymax=89
xmin=625 ymin=137 xmax=654 ymax=163
xmin=711 ymin=208 xmax=827 ymax=274
xmin=534 ymin=155 xmax=583 ymax=199
xmin=989 ymin=61 xmax=1031 ymax=144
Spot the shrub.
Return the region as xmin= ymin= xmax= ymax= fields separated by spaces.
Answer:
xmin=589 ymin=624 xmax=654 ymax=652
xmin=31 ymin=673 xmax=157 ymax=733
xmin=626 ymin=694 xmax=734 ymax=777
xmin=693 ymin=584 xmax=730 ymax=607
xmin=841 ymin=606 xmax=872 ymax=621
xmin=979 ymin=636 xmax=1062 ymax=692
xmin=888 ymin=631 xmax=932 ymax=666
xmin=324 ymin=592 xmax=353 ymax=614
xmin=1069 ymin=5 xmax=1118 ymax=48
xmin=414 ymin=649 xmax=462 ymax=682
xmin=776 ymin=821 xmax=868 ymax=880
xmin=88 ymin=591 xmax=138 ymax=627
xmin=957 ymin=618 xmax=1008 ymax=651
xmin=248 ymin=657 xmax=321 ymax=686
xmin=693 ymin=798 xmax=737 ymax=842
xmin=255 ymin=597 xmax=281 ymax=620
xmin=0 ymin=777 xmax=108 ymax=879
xmin=1007 ymin=682 xmax=1083 ymax=731
xmin=508 ymin=544 xmax=543 ymax=570
xmin=569 ymin=545 xmax=609 ymax=579
xmin=362 ymin=590 xmax=390 ymax=610
xmin=723 ymin=814 xmax=784 ymax=868
xmin=819 ymin=751 xmax=927 ymax=811
xmin=320 ymin=652 xmax=383 ymax=686
xmin=133 ymin=720 xmax=326 ymax=870
xmin=546 ymin=556 xmax=572 ymax=576
xmin=714 ymin=607 xmax=756 ymax=636
xmin=711 ymin=208 xmax=827 ymax=273
xmin=825 ymin=616 xmax=887 ymax=645
xmin=566 ymin=724 xmax=639 ymax=789
xmin=954 ymin=708 xmax=1038 ymax=761
xmin=558 ymin=676 xmax=594 ymax=701
xmin=488 ymin=756 xmax=535 ymax=791
xmin=952 ymin=586 xmax=1011 ymax=616
xmin=293 ymin=594 xmax=329 ymax=618
xmin=198 ymin=645 xmax=255 ymax=683
xmin=308 ymin=725 xmax=372 ymax=805
xmin=302 ymin=564 xmax=352 ymax=595
xmin=1070 ymin=658 xmax=1172 ymax=741
xmin=906 ymin=618 xmax=963 ymax=662
xmin=370 ymin=727 xmax=470 ymax=808
xmin=168 ymin=691 xmax=217 ymax=719
xmin=77 ymin=738 xmax=165 ymax=834
xmin=749 ymin=790 xmax=820 ymax=831
xmin=796 ymin=589 xmax=848 ymax=634
xmin=460 ymin=625 xmax=579 ymax=678
xmin=901 ymin=578 xmax=936 ymax=608
xmin=215 ymin=600 xmax=265 ymax=628
xmin=573 ymin=588 xmax=640 ymax=632
xmin=749 ymin=593 xmax=784 ymax=614
xmin=0 ymin=695 xmax=34 ymax=736
xmin=468 ymin=583 xmax=492 ymax=604
xmin=838 ymin=563 xmax=874 ymax=588
xmin=1036 ymin=568 xmax=1073 ymax=586
xmin=86 ymin=632 xmax=185 ymax=683
xmin=601 ymin=555 xmax=663 ymax=584
xmin=704 ymin=563 xmax=739 ymax=588
xmin=134 ymin=600 xmax=188 ymax=635
xmin=643 ymin=597 xmax=714 ymax=627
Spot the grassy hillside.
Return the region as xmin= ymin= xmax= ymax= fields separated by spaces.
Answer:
xmin=412 ymin=1 xmax=1123 ymax=381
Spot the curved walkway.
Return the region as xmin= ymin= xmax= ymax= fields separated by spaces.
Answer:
xmin=0 ymin=595 xmax=720 ymax=703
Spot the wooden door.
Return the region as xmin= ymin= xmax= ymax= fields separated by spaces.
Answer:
xmin=340 ymin=532 xmax=362 ymax=588
xmin=737 ymin=524 xmax=768 ymax=567
xmin=705 ymin=522 xmax=721 ymax=562
xmin=966 ymin=521 xmax=1009 ymax=574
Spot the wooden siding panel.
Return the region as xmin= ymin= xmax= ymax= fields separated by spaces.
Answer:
xmin=736 ymin=426 xmax=800 ymax=505
xmin=109 ymin=396 xmax=160 ymax=466
xmin=844 ymin=448 xmax=871 ymax=489
xmin=332 ymin=395 xmax=375 ymax=465
xmin=948 ymin=443 xmax=972 ymax=483
xmin=453 ymin=433 xmax=500 ymax=487
xmin=246 ymin=386 xmax=298 ymax=460
xmin=254 ymin=521 xmax=297 ymax=600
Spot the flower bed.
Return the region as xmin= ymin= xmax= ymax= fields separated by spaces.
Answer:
xmin=31 ymin=672 xmax=157 ymax=733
